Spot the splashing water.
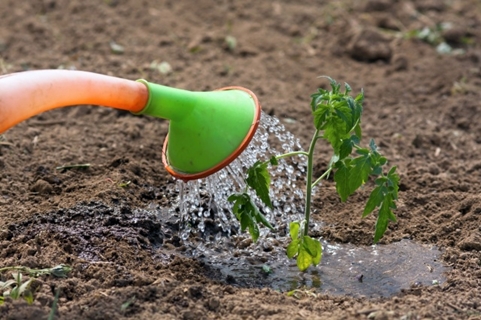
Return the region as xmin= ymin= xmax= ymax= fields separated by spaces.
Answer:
xmin=167 ymin=112 xmax=307 ymax=240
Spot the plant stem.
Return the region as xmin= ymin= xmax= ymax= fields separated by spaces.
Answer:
xmin=311 ymin=167 xmax=332 ymax=188
xmin=304 ymin=129 xmax=320 ymax=236
xmin=275 ymin=151 xmax=309 ymax=160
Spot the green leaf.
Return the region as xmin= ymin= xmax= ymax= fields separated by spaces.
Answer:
xmin=334 ymin=160 xmax=352 ymax=202
xmin=253 ymin=207 xmax=273 ymax=229
xmin=9 ymin=286 xmax=19 ymax=299
xmin=334 ymin=104 xmax=353 ymax=130
xmin=289 ymin=221 xmax=300 ymax=240
xmin=23 ymin=290 xmax=34 ymax=305
xmin=1 ymin=280 xmax=16 ymax=289
xmin=354 ymin=122 xmax=362 ymax=139
xmin=296 ymin=247 xmax=313 ymax=272
xmin=313 ymin=103 xmax=330 ymax=129
xmin=374 ymin=193 xmax=396 ymax=243
xmin=0 ymin=296 xmax=4 ymax=305
xmin=302 ymin=236 xmax=317 ymax=256
xmin=248 ymin=222 xmax=260 ymax=242
xmin=229 ymin=193 xmax=272 ymax=241
xmin=349 ymin=152 xmax=372 ymax=192
xmin=363 ymin=185 xmax=384 ymax=217
xmin=387 ymin=166 xmax=400 ymax=199
xmin=339 ymin=135 xmax=359 ymax=160
xmin=303 ymin=236 xmax=322 ymax=265
xmin=246 ymin=161 xmax=272 ymax=208
xmin=240 ymin=211 xmax=250 ymax=232
xmin=286 ymin=239 xmax=300 ymax=259
xmin=49 ymin=265 xmax=71 ymax=278
xmin=323 ymin=115 xmax=350 ymax=154
xmin=269 ymin=156 xmax=278 ymax=166
xmin=17 ymin=279 xmax=32 ymax=296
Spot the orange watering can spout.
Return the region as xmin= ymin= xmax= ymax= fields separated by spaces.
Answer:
xmin=0 ymin=69 xmax=148 ymax=134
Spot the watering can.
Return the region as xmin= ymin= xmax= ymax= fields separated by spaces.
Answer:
xmin=0 ymin=70 xmax=261 ymax=180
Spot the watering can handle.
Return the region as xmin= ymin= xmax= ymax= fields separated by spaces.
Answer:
xmin=0 ymin=69 xmax=148 ymax=134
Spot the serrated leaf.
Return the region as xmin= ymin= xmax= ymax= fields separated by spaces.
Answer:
xmin=323 ymin=116 xmax=350 ymax=154
xmin=373 ymin=193 xmax=395 ymax=243
xmin=269 ymin=156 xmax=278 ymax=166
xmin=339 ymin=135 xmax=359 ymax=160
xmin=387 ymin=166 xmax=400 ymax=199
xmin=227 ymin=194 xmax=241 ymax=203
xmin=289 ymin=221 xmax=300 ymax=240
xmin=349 ymin=153 xmax=372 ymax=192
xmin=287 ymin=239 xmax=300 ymax=259
xmin=363 ymin=185 xmax=384 ymax=217
xmin=313 ymin=103 xmax=330 ymax=129
xmin=240 ymin=211 xmax=250 ymax=232
xmin=354 ymin=122 xmax=362 ymax=139
xmin=334 ymin=103 xmax=353 ymax=130
xmin=248 ymin=222 xmax=260 ymax=242
xmin=310 ymin=238 xmax=323 ymax=265
xmin=355 ymin=90 xmax=364 ymax=103
xmin=303 ymin=236 xmax=322 ymax=266
xmin=246 ymin=162 xmax=272 ymax=208
xmin=334 ymin=160 xmax=352 ymax=202
xmin=369 ymin=139 xmax=379 ymax=153
xmin=252 ymin=202 xmax=273 ymax=229
xmin=296 ymin=247 xmax=313 ymax=272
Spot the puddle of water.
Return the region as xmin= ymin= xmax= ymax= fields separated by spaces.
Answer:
xmin=8 ymin=201 xmax=447 ymax=298
xmin=194 ymin=239 xmax=447 ymax=298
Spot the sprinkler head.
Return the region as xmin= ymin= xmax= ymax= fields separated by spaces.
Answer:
xmin=136 ymin=80 xmax=261 ymax=181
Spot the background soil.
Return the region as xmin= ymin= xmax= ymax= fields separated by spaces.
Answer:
xmin=1 ymin=0 xmax=481 ymax=319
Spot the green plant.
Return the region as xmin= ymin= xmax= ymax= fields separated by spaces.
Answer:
xmin=229 ymin=77 xmax=399 ymax=271
xmin=0 ymin=264 xmax=71 ymax=305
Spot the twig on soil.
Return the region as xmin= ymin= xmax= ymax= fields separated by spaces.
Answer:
xmin=0 ymin=265 xmax=71 ymax=278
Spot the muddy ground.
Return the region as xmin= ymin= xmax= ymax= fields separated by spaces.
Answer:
xmin=1 ymin=0 xmax=481 ymax=319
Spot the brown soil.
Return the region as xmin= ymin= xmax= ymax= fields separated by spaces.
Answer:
xmin=1 ymin=0 xmax=481 ymax=319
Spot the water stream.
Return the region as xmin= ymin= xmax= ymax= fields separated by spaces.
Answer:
xmin=167 ymin=111 xmax=308 ymax=240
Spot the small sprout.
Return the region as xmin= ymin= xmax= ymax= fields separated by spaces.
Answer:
xmin=286 ymin=287 xmax=318 ymax=299
xmin=225 ymin=35 xmax=237 ymax=51
xmin=109 ymin=41 xmax=125 ymax=54
xmin=261 ymin=265 xmax=273 ymax=274
xmin=121 ymin=297 xmax=136 ymax=312
xmin=150 ymin=60 xmax=172 ymax=75
xmin=158 ymin=61 xmax=172 ymax=75
xmin=0 ymin=264 xmax=71 ymax=305
xmin=118 ymin=181 xmax=131 ymax=188
xmin=49 ymin=265 xmax=72 ymax=278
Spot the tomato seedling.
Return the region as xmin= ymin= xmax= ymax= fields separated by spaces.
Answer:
xmin=228 ymin=77 xmax=399 ymax=271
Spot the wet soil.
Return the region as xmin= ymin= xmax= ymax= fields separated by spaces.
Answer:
xmin=1 ymin=0 xmax=481 ymax=319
